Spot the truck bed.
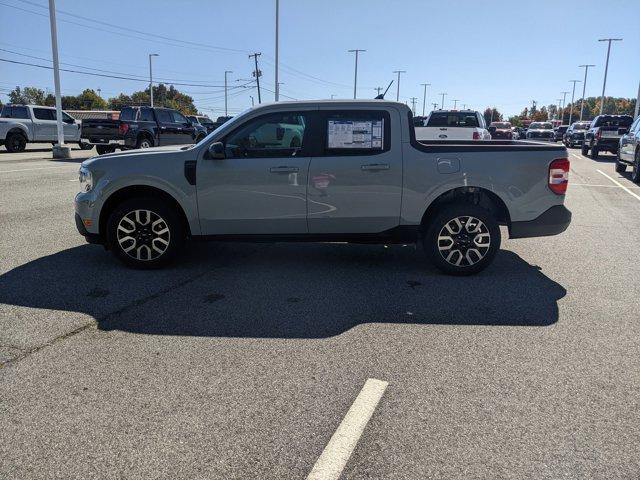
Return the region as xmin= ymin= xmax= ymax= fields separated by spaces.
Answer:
xmin=81 ymin=119 xmax=121 ymax=144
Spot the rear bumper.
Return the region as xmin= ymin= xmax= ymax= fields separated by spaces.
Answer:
xmin=593 ymin=138 xmax=620 ymax=150
xmin=80 ymin=138 xmax=125 ymax=146
xmin=509 ymin=205 xmax=572 ymax=239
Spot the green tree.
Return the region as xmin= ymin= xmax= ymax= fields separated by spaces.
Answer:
xmin=8 ymin=86 xmax=47 ymax=105
xmin=76 ymin=89 xmax=107 ymax=110
xmin=483 ymin=107 xmax=503 ymax=125
xmin=507 ymin=116 xmax=522 ymax=127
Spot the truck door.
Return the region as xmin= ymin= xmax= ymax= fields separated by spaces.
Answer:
xmin=197 ymin=110 xmax=313 ymax=235
xmin=307 ymin=109 xmax=402 ymax=234
xmin=170 ymin=110 xmax=197 ymax=144
xmin=155 ymin=109 xmax=180 ymax=146
xmin=32 ymin=107 xmax=56 ymax=141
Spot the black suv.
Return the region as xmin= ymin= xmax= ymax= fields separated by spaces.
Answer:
xmin=583 ymin=115 xmax=634 ymax=159
xmin=563 ymin=121 xmax=591 ymax=148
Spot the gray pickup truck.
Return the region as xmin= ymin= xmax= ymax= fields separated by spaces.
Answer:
xmin=75 ymin=100 xmax=571 ymax=275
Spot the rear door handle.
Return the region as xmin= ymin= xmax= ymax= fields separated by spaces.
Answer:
xmin=270 ymin=166 xmax=299 ymax=173
xmin=361 ymin=163 xmax=390 ymax=171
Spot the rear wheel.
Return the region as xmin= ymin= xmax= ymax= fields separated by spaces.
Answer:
xmin=78 ymin=142 xmax=94 ymax=150
xmin=615 ymin=152 xmax=627 ymax=173
xmin=423 ymin=203 xmax=500 ymax=276
xmin=136 ymin=136 xmax=153 ymax=149
xmin=631 ymin=151 xmax=640 ymax=184
xmin=106 ymin=197 xmax=184 ymax=268
xmin=96 ymin=145 xmax=116 ymax=155
xmin=5 ymin=132 xmax=27 ymax=153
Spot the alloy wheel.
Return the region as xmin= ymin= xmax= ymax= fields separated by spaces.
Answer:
xmin=437 ymin=216 xmax=491 ymax=267
xmin=116 ymin=209 xmax=170 ymax=261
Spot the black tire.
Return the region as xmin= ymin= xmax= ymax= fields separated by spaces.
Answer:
xmin=78 ymin=142 xmax=94 ymax=150
xmin=195 ymin=135 xmax=205 ymax=144
xmin=631 ymin=151 xmax=640 ymax=184
xmin=581 ymin=144 xmax=589 ymax=156
xmin=5 ymin=132 xmax=27 ymax=153
xmin=423 ymin=203 xmax=501 ymax=276
xmin=96 ymin=145 xmax=116 ymax=155
xmin=615 ymin=152 xmax=627 ymax=173
xmin=106 ymin=197 xmax=184 ymax=269
xmin=136 ymin=135 xmax=153 ymax=149
xmin=590 ymin=146 xmax=599 ymax=159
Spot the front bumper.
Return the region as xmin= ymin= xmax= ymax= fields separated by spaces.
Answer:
xmin=75 ymin=213 xmax=103 ymax=244
xmin=509 ymin=205 xmax=572 ymax=239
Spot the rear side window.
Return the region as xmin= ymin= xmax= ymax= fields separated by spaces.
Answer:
xmin=323 ymin=110 xmax=390 ymax=155
xmin=33 ymin=108 xmax=55 ymax=120
xmin=156 ymin=110 xmax=173 ymax=123
xmin=8 ymin=106 xmax=29 ymax=119
xmin=138 ymin=108 xmax=155 ymax=122
xmin=427 ymin=112 xmax=478 ymax=128
xmin=120 ymin=108 xmax=135 ymax=121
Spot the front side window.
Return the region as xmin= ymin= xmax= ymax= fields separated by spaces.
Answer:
xmin=11 ymin=106 xmax=29 ymax=119
xmin=224 ymin=112 xmax=307 ymax=158
xmin=156 ymin=109 xmax=173 ymax=123
xmin=33 ymin=108 xmax=54 ymax=120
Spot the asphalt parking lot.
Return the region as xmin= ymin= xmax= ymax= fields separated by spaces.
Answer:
xmin=1 ymin=144 xmax=639 ymax=479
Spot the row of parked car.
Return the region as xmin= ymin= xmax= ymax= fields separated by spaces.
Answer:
xmin=0 ymin=103 xmax=230 ymax=154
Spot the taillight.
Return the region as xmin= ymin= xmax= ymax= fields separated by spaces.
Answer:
xmin=472 ymin=131 xmax=481 ymax=140
xmin=549 ymin=158 xmax=569 ymax=195
xmin=119 ymin=123 xmax=130 ymax=135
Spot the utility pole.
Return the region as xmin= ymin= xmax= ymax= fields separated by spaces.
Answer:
xmin=393 ymin=70 xmax=406 ymax=101
xmin=420 ymin=83 xmax=430 ymax=116
xmin=556 ymin=99 xmax=562 ymax=121
xmin=224 ymin=70 xmax=232 ymax=116
xmin=250 ymin=95 xmax=255 ymax=107
xmin=348 ymin=49 xmax=366 ymax=99
xmin=462 ymin=104 xmax=467 ymax=109
xmin=560 ymin=91 xmax=569 ymax=123
xmin=452 ymin=99 xmax=459 ymax=109
xmin=578 ymin=64 xmax=595 ymax=121
xmin=598 ymin=38 xmax=622 ymax=115
xmin=568 ymin=79 xmax=581 ymax=125
xmin=148 ymin=53 xmax=159 ymax=107
xmin=274 ymin=0 xmax=279 ymax=101
xmin=374 ymin=87 xmax=382 ymax=96
xmin=48 ymin=0 xmax=69 ymax=158
xmin=249 ymin=53 xmax=262 ymax=103
xmin=431 ymin=102 xmax=438 ymax=111
xmin=439 ymin=92 xmax=447 ymax=109
xmin=410 ymin=97 xmax=417 ymax=115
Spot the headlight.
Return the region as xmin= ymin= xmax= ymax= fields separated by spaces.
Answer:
xmin=79 ymin=166 xmax=93 ymax=192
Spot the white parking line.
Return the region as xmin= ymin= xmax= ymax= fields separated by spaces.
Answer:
xmin=307 ymin=378 xmax=388 ymax=480
xmin=572 ymin=183 xmax=640 ymax=189
xmin=0 ymin=165 xmax=73 ymax=173
xmin=597 ymin=170 xmax=640 ymax=201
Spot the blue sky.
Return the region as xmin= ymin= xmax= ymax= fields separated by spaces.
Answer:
xmin=1 ymin=0 xmax=638 ymax=117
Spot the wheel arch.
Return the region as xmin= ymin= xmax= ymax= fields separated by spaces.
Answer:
xmin=5 ymin=127 xmax=29 ymax=141
xmin=420 ymin=186 xmax=511 ymax=230
xmin=99 ymin=185 xmax=191 ymax=242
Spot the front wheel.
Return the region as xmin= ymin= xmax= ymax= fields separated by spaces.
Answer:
xmin=107 ymin=197 xmax=184 ymax=268
xmin=590 ymin=146 xmax=599 ymax=159
xmin=78 ymin=142 xmax=94 ymax=150
xmin=424 ymin=203 xmax=501 ymax=276
xmin=615 ymin=152 xmax=627 ymax=173
xmin=632 ymin=151 xmax=640 ymax=184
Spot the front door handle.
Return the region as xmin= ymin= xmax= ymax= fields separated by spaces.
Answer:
xmin=270 ymin=166 xmax=299 ymax=173
xmin=361 ymin=163 xmax=390 ymax=171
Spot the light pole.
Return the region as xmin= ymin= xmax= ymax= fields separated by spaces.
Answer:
xmin=420 ymin=83 xmax=430 ymax=116
xmin=578 ymin=64 xmax=595 ymax=121
xmin=560 ymin=91 xmax=569 ymax=123
xmin=568 ymin=79 xmax=581 ymax=125
xmin=598 ymin=38 xmax=622 ymax=114
xmin=149 ymin=53 xmax=159 ymax=107
xmin=556 ymin=99 xmax=562 ymax=121
xmin=635 ymin=81 xmax=640 ymax=119
xmin=452 ymin=99 xmax=459 ymax=109
xmin=250 ymin=95 xmax=255 ymax=107
xmin=48 ymin=0 xmax=68 ymax=158
xmin=224 ymin=70 xmax=232 ymax=116
xmin=275 ymin=0 xmax=279 ymax=101
xmin=348 ymin=49 xmax=366 ymax=99
xmin=439 ymin=92 xmax=447 ymax=109
xmin=393 ymin=70 xmax=406 ymax=101
xmin=431 ymin=102 xmax=438 ymax=111
xmin=410 ymin=97 xmax=417 ymax=115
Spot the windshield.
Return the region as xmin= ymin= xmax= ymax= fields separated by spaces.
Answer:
xmin=490 ymin=122 xmax=511 ymax=129
xmin=529 ymin=122 xmax=552 ymax=129
xmin=426 ymin=112 xmax=479 ymax=127
xmin=198 ymin=117 xmax=215 ymax=126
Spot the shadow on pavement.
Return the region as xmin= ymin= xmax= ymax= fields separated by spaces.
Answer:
xmin=0 ymin=242 xmax=566 ymax=338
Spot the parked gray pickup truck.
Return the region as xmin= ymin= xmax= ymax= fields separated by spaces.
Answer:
xmin=75 ymin=100 xmax=571 ymax=275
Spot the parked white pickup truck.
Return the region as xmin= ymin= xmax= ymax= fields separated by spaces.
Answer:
xmin=0 ymin=104 xmax=86 ymax=152
xmin=415 ymin=110 xmax=491 ymax=141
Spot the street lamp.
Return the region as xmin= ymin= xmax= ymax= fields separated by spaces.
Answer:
xmin=393 ymin=70 xmax=406 ymax=101
xmin=420 ymin=83 xmax=430 ymax=116
xmin=568 ymin=80 xmax=581 ymax=125
xmin=598 ymin=38 xmax=622 ymax=114
xmin=439 ymin=92 xmax=447 ymax=109
xmin=149 ymin=53 xmax=159 ymax=107
xmin=452 ymin=99 xmax=459 ymax=109
xmin=224 ymin=70 xmax=233 ymax=116
xmin=348 ymin=49 xmax=366 ymax=99
xmin=578 ymin=64 xmax=595 ymax=121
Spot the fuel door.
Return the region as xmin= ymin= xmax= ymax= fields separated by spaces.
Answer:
xmin=436 ymin=157 xmax=461 ymax=174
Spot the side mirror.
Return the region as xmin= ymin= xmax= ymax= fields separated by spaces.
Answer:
xmin=208 ymin=141 xmax=225 ymax=159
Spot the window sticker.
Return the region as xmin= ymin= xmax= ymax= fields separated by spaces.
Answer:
xmin=327 ymin=119 xmax=383 ymax=149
